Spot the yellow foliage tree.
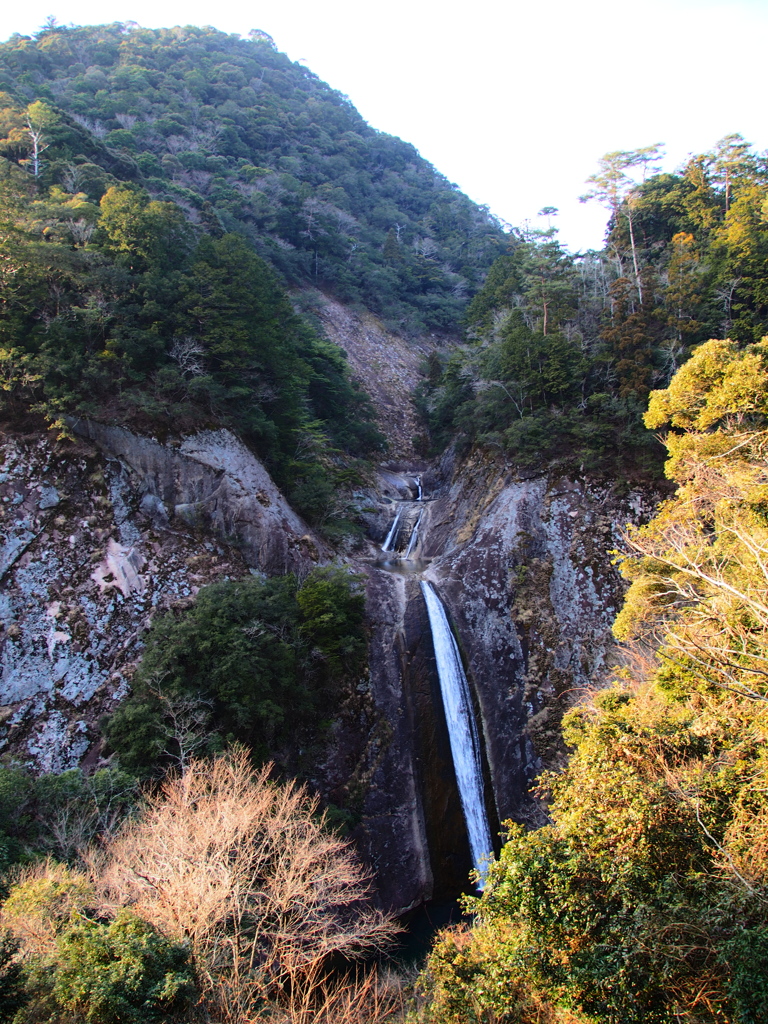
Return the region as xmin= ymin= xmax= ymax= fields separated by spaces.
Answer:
xmin=615 ymin=337 xmax=768 ymax=702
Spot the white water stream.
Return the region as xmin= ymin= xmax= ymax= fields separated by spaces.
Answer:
xmin=405 ymin=508 xmax=424 ymax=559
xmin=420 ymin=580 xmax=493 ymax=884
xmin=381 ymin=504 xmax=404 ymax=552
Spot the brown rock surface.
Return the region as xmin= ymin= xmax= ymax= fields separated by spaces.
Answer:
xmin=316 ymin=296 xmax=431 ymax=460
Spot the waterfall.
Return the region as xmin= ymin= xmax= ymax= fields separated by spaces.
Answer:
xmin=382 ymin=504 xmax=403 ymax=552
xmin=405 ymin=508 xmax=424 ymax=559
xmin=420 ymin=581 xmax=493 ymax=883
xmin=416 ymin=476 xmax=423 ymax=501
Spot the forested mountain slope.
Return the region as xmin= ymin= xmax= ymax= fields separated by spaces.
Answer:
xmin=418 ymin=140 xmax=768 ymax=481
xmin=0 ymin=22 xmax=505 ymax=335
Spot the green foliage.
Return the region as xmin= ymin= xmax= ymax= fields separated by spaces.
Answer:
xmin=0 ymin=173 xmax=383 ymax=520
xmin=417 ymin=682 xmax=768 ymax=1022
xmin=2 ymin=861 xmax=96 ymax=947
xmin=421 ymin=135 xmax=768 ymax=480
xmin=415 ymin=336 xmax=768 ymax=1024
xmin=104 ymin=568 xmax=367 ymax=775
xmin=51 ymin=910 xmax=195 ymax=1024
xmin=419 ymin=292 xmax=661 ymax=478
xmin=1 ymin=865 xmax=195 ymax=1024
xmin=0 ymin=766 xmax=33 ymax=873
xmin=0 ymin=764 xmax=138 ymax=873
xmin=0 ymin=23 xmax=505 ymax=335
xmin=413 ymin=920 xmax=577 ymax=1024
xmin=418 ymin=216 xmax=666 ymax=478
xmin=296 ymin=565 xmax=367 ymax=673
xmin=0 ymin=753 xmax=395 ymax=1024
xmin=0 ymin=930 xmax=25 ymax=1023
xmin=615 ymin=337 xmax=768 ymax=702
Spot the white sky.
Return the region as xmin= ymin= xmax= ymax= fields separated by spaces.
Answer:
xmin=1 ymin=0 xmax=767 ymax=252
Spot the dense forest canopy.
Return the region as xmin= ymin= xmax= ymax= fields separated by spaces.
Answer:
xmin=0 ymin=21 xmax=506 ymax=335
xmin=418 ymin=138 xmax=768 ymax=480
xmin=0 ymin=166 xmax=384 ymax=527
xmin=0 ymin=21 xmax=514 ymax=528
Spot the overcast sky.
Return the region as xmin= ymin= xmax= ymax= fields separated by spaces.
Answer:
xmin=1 ymin=0 xmax=767 ymax=252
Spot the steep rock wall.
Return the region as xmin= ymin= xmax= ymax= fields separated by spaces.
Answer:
xmin=421 ymin=450 xmax=659 ymax=825
xmin=0 ymin=423 xmax=324 ymax=770
xmin=69 ymin=419 xmax=328 ymax=573
xmin=348 ymin=450 xmax=660 ymax=909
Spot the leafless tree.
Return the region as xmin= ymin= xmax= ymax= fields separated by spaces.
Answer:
xmin=61 ymin=163 xmax=87 ymax=193
xmin=96 ymin=749 xmax=398 ymax=1020
xmin=145 ymin=682 xmax=215 ymax=770
xmin=69 ymin=218 xmax=95 ymax=246
xmin=170 ymin=336 xmax=206 ymax=378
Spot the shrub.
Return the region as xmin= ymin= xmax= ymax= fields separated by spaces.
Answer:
xmin=104 ymin=569 xmax=367 ymax=775
xmin=52 ymin=911 xmax=195 ymax=1024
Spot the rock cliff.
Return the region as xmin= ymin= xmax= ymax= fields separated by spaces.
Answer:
xmin=1 ymin=409 xmax=658 ymax=913
xmin=342 ymin=451 xmax=659 ymax=908
xmin=0 ymin=422 xmax=325 ymax=770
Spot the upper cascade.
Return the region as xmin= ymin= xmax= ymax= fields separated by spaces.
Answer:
xmin=379 ymin=473 xmax=429 ymax=562
xmin=381 ymin=505 xmax=405 ymax=553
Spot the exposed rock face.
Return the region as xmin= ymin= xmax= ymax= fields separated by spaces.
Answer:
xmin=348 ymin=568 xmax=434 ymax=910
xmin=0 ymin=423 xmax=324 ymax=769
xmin=317 ymin=297 xmax=431 ymax=460
xmin=1 ymin=415 xmax=658 ymax=914
xmin=343 ymin=451 xmax=660 ymax=908
xmin=422 ymin=451 xmax=659 ymax=825
xmin=70 ymin=420 xmax=328 ymax=573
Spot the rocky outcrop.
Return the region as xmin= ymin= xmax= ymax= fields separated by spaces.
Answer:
xmin=0 ymin=423 xmax=324 ymax=770
xmin=317 ymin=297 xmax=431 ymax=461
xmin=1 ymin=414 xmax=659 ymax=914
xmin=422 ymin=451 xmax=659 ymax=825
xmin=69 ymin=420 xmax=328 ymax=573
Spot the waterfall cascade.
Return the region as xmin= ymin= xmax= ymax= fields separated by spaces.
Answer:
xmin=381 ymin=504 xmax=404 ymax=553
xmin=420 ymin=580 xmax=493 ymax=884
xmin=376 ymin=471 xmax=493 ymax=888
xmin=381 ymin=476 xmax=425 ymax=560
xmin=405 ymin=508 xmax=424 ymax=559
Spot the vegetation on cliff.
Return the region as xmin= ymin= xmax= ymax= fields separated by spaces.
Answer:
xmin=0 ymin=21 xmax=510 ymax=528
xmin=0 ymin=170 xmax=383 ymax=526
xmin=103 ymin=566 xmax=368 ymax=776
xmin=413 ymin=337 xmax=768 ymax=1023
xmin=3 ymin=18 xmax=768 ymax=1024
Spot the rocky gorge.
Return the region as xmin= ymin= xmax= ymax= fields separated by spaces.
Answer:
xmin=0 ymin=298 xmax=659 ymax=914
